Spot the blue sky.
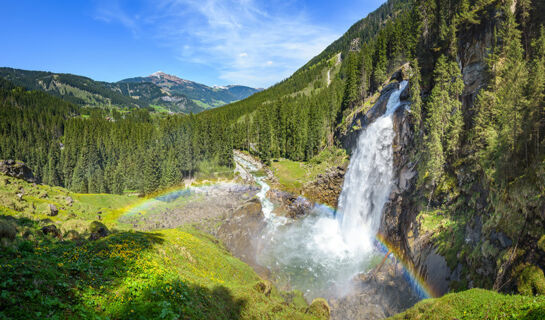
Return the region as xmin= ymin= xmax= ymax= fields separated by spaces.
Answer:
xmin=0 ymin=0 xmax=384 ymax=88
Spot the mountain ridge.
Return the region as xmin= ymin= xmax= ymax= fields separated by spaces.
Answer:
xmin=0 ymin=67 xmax=261 ymax=113
xmin=119 ymin=71 xmax=262 ymax=109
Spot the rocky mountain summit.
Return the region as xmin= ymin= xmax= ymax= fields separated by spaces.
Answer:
xmin=119 ymin=71 xmax=261 ymax=109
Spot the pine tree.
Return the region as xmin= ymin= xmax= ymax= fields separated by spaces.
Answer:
xmin=47 ymin=142 xmax=62 ymax=186
xmin=419 ymin=55 xmax=464 ymax=187
xmin=409 ymin=59 xmax=422 ymax=128
xmin=473 ymin=1 xmax=528 ymax=183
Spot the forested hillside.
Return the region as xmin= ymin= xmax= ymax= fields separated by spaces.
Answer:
xmin=0 ymin=0 xmax=414 ymax=195
xmin=1 ymin=0 xmax=545 ymax=317
xmin=0 ymin=78 xmax=232 ymax=194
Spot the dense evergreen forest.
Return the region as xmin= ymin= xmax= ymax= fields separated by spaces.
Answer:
xmin=0 ymin=78 xmax=232 ymax=194
xmin=1 ymin=0 xmax=545 ymax=210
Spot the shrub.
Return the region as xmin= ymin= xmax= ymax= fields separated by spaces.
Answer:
xmin=516 ymin=264 xmax=545 ymax=296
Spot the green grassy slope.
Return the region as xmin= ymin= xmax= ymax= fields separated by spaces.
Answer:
xmin=0 ymin=175 xmax=323 ymax=320
xmin=388 ymin=289 xmax=545 ymax=320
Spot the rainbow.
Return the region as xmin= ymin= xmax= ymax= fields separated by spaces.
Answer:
xmin=375 ymin=233 xmax=437 ymax=299
xmin=120 ymin=181 xmax=238 ymax=217
xmin=116 ymin=182 xmax=439 ymax=301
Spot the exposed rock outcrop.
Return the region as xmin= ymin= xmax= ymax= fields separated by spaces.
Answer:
xmin=302 ymin=165 xmax=347 ymax=208
xmin=267 ymin=189 xmax=313 ymax=218
xmin=0 ymin=160 xmax=36 ymax=183
xmin=330 ymin=261 xmax=419 ymax=320
xmin=457 ymin=8 xmax=497 ymax=110
xmin=216 ymin=198 xmax=270 ymax=277
xmin=340 ymin=82 xmax=401 ymax=154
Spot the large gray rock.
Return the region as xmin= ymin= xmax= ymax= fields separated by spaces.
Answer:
xmin=330 ymin=261 xmax=419 ymax=320
xmin=88 ymin=221 xmax=110 ymax=240
xmin=48 ymin=204 xmax=59 ymax=216
xmin=457 ymin=8 xmax=498 ymax=109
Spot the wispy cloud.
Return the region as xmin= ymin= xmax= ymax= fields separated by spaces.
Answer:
xmin=94 ymin=0 xmax=338 ymax=87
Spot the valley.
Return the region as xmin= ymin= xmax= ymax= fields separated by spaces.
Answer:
xmin=1 ymin=0 xmax=545 ymax=319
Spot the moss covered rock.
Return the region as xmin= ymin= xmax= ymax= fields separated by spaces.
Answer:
xmin=307 ymin=298 xmax=330 ymax=319
xmin=0 ymin=217 xmax=17 ymax=245
xmin=253 ymin=280 xmax=272 ymax=297
xmin=515 ymin=263 xmax=545 ymax=296
xmin=88 ymin=221 xmax=109 ymax=240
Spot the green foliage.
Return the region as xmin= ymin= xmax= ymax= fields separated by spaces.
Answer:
xmin=388 ymin=288 xmax=545 ymax=320
xmin=271 ymin=147 xmax=347 ymax=193
xmin=418 ymin=55 xmax=464 ymax=187
xmin=0 ymin=82 xmax=235 ymax=195
xmin=538 ymin=235 xmax=545 ymax=252
xmin=472 ymin=0 xmax=530 ymax=185
xmin=409 ymin=59 xmax=422 ymax=128
xmin=0 ymin=181 xmax=323 ymax=319
xmin=307 ymin=298 xmax=330 ymax=318
xmin=515 ymin=264 xmax=545 ymax=296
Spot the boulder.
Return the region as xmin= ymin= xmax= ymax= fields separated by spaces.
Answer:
xmin=88 ymin=221 xmax=109 ymax=240
xmin=64 ymin=230 xmax=81 ymax=241
xmin=0 ymin=218 xmax=17 ymax=242
xmin=65 ymin=196 xmax=73 ymax=206
xmin=48 ymin=204 xmax=59 ymax=216
xmin=0 ymin=160 xmax=36 ymax=183
xmin=41 ymin=225 xmax=60 ymax=237
xmin=332 ymin=261 xmax=419 ymax=320
xmin=307 ymin=298 xmax=330 ymax=319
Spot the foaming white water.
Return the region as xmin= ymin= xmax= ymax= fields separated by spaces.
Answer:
xmin=234 ymin=155 xmax=285 ymax=224
xmin=251 ymin=81 xmax=408 ymax=299
xmin=336 ymin=81 xmax=407 ymax=255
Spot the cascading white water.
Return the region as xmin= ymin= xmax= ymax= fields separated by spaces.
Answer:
xmin=336 ymin=80 xmax=408 ymax=254
xmin=254 ymin=81 xmax=408 ymax=299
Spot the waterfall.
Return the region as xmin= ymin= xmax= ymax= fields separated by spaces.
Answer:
xmin=254 ymin=81 xmax=409 ymax=299
xmin=336 ymin=80 xmax=408 ymax=254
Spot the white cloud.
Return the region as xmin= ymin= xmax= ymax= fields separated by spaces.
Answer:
xmin=95 ymin=0 xmax=339 ymax=87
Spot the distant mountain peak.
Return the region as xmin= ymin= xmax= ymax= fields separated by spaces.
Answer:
xmin=148 ymin=71 xmax=191 ymax=84
xmin=150 ymin=71 xmax=167 ymax=78
xmin=119 ymin=72 xmax=261 ymax=109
